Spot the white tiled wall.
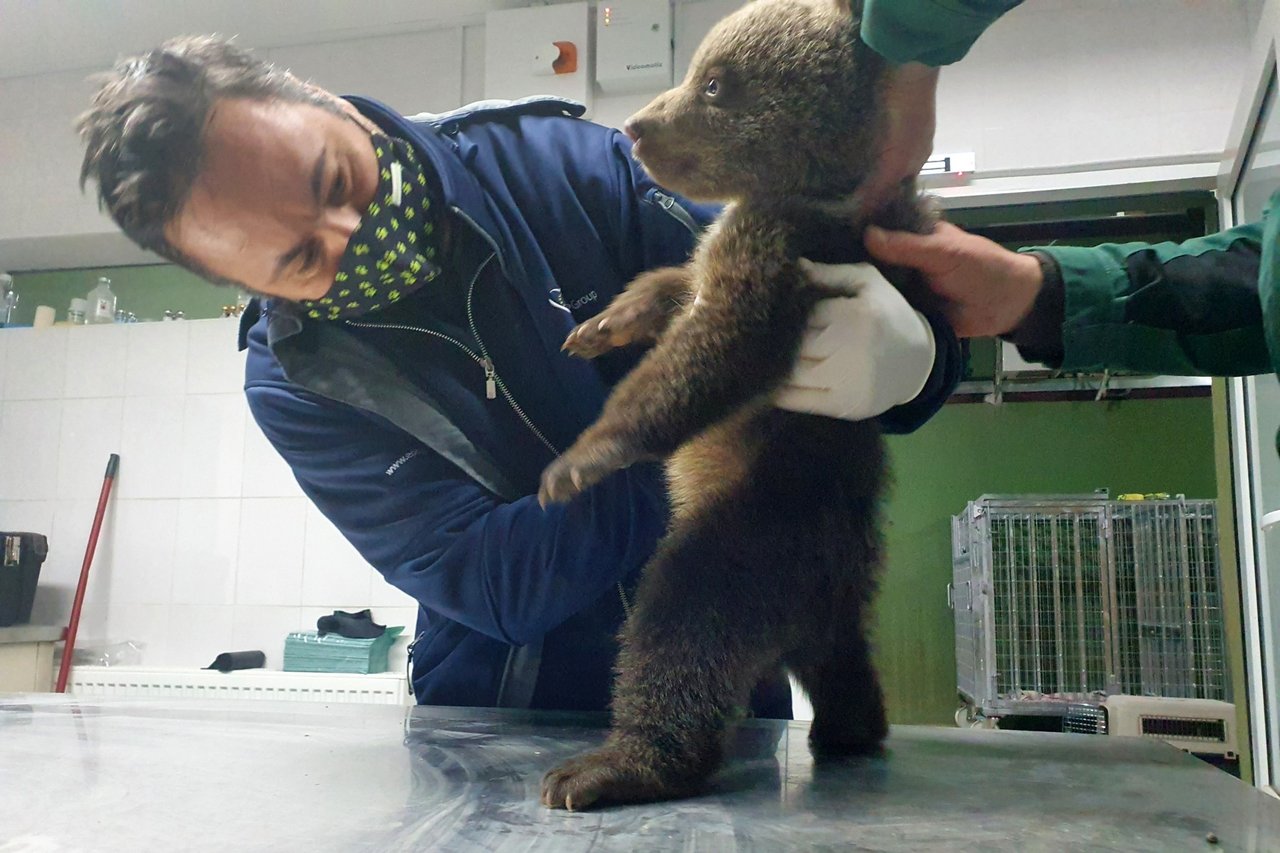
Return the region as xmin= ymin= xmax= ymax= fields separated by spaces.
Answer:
xmin=0 ymin=319 xmax=418 ymax=672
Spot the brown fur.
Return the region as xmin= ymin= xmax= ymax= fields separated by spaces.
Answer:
xmin=538 ymin=0 xmax=938 ymax=810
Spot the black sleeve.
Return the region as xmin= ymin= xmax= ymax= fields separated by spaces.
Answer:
xmin=877 ymin=310 xmax=964 ymax=434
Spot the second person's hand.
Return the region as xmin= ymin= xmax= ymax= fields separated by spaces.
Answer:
xmin=864 ymin=221 xmax=1044 ymax=339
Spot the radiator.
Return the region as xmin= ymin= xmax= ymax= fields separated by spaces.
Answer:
xmin=66 ymin=666 xmax=413 ymax=705
xmin=1104 ymin=695 xmax=1238 ymax=759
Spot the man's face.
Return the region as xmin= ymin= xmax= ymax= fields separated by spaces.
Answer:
xmin=166 ymin=96 xmax=379 ymax=300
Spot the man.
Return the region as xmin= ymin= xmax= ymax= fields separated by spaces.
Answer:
xmin=78 ymin=36 xmax=960 ymax=711
xmin=852 ymin=0 xmax=1275 ymax=386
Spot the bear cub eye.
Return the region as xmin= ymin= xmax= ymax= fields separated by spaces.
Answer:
xmin=704 ymin=78 xmax=720 ymax=97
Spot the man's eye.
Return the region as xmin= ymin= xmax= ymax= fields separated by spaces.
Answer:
xmin=328 ymin=170 xmax=347 ymax=206
xmin=299 ymin=244 xmax=321 ymax=274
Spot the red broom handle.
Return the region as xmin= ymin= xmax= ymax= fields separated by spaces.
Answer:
xmin=55 ymin=453 xmax=119 ymax=693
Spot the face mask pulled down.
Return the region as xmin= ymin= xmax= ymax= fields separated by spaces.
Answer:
xmin=300 ymin=135 xmax=442 ymax=320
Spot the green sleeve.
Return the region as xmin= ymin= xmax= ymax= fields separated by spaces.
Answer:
xmin=1032 ymin=220 xmax=1271 ymax=377
xmin=860 ymin=0 xmax=1024 ymax=65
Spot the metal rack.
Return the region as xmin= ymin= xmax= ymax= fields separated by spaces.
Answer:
xmin=951 ymin=494 xmax=1227 ymax=720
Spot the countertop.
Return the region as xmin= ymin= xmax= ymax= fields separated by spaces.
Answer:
xmin=0 ymin=624 xmax=63 ymax=644
xmin=1 ymin=695 xmax=1277 ymax=851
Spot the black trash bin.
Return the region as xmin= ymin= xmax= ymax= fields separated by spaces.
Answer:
xmin=0 ymin=533 xmax=49 ymax=627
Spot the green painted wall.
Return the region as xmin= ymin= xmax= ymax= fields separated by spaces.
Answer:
xmin=6 ymin=263 xmax=232 ymax=325
xmin=876 ymin=395 xmax=1217 ymax=725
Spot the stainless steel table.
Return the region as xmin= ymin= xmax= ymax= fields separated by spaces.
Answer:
xmin=1 ymin=695 xmax=1276 ymax=851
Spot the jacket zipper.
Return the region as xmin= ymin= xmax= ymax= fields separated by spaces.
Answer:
xmin=349 ymin=231 xmax=635 ymax=620
xmin=464 ymin=254 xmax=561 ymax=458
xmin=441 ymin=210 xmax=562 ymax=454
xmin=468 ymin=260 xmax=635 ymax=617
xmin=406 ymin=631 xmax=423 ymax=695
xmin=651 ymin=190 xmax=701 ymax=237
xmin=345 ymin=316 xmax=492 ymax=394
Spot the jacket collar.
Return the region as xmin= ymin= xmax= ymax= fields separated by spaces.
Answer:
xmin=345 ymin=95 xmax=501 ymax=252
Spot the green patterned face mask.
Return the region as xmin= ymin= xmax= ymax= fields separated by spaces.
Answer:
xmin=301 ymin=135 xmax=442 ymax=320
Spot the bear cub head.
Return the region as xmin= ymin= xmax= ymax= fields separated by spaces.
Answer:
xmin=624 ymin=0 xmax=885 ymax=206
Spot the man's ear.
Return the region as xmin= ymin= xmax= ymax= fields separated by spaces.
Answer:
xmin=337 ymin=97 xmax=381 ymax=135
xmin=320 ymin=86 xmax=381 ymax=134
xmin=296 ymin=77 xmax=377 ymax=133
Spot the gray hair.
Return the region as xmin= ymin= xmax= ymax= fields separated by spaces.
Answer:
xmin=78 ymin=34 xmax=339 ymax=282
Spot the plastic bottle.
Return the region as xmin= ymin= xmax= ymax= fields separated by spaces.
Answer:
xmin=86 ymin=277 xmax=116 ymax=324
xmin=1 ymin=273 xmax=17 ymax=326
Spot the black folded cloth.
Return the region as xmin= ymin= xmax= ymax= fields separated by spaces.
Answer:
xmin=317 ymin=609 xmax=386 ymax=640
xmin=205 ymin=650 xmax=266 ymax=672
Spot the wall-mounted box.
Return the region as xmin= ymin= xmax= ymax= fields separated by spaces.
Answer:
xmin=596 ymin=0 xmax=673 ymax=94
xmin=484 ymin=2 xmax=592 ymax=110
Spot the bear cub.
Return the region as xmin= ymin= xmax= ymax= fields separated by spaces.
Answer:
xmin=538 ymin=0 xmax=939 ymax=810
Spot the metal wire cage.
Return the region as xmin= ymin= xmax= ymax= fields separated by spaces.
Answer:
xmin=950 ymin=495 xmax=1227 ymax=719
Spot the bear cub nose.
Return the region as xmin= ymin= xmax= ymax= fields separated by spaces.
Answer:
xmin=623 ymin=118 xmax=647 ymax=142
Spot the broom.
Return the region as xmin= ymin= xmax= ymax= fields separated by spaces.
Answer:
xmin=55 ymin=453 xmax=119 ymax=693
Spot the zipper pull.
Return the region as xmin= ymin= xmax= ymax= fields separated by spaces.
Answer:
xmin=406 ymin=630 xmax=425 ymax=692
xmin=482 ymin=357 xmax=497 ymax=400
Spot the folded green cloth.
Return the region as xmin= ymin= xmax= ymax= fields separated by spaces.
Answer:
xmin=283 ymin=626 xmax=405 ymax=674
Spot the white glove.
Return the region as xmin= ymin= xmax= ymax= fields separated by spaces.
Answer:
xmin=775 ymin=259 xmax=936 ymax=421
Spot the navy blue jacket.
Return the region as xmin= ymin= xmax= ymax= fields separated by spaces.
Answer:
xmin=240 ymin=96 xmax=961 ymax=711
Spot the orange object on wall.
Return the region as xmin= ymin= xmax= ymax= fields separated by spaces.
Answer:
xmin=552 ymin=41 xmax=578 ymax=74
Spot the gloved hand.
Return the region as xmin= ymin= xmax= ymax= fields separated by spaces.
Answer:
xmin=775 ymin=259 xmax=936 ymax=421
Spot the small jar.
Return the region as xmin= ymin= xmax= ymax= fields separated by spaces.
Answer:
xmin=67 ymin=298 xmax=88 ymax=325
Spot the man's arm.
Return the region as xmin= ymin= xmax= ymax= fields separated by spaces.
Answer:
xmin=488 ymin=114 xmax=719 ymax=299
xmin=1020 ymin=226 xmax=1269 ymax=376
xmin=853 ymin=1 xmax=1023 ymax=213
xmin=245 ymin=382 xmax=669 ymax=646
xmin=860 ymin=0 xmax=1025 ymax=66
xmin=876 ymin=310 xmax=963 ymax=432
